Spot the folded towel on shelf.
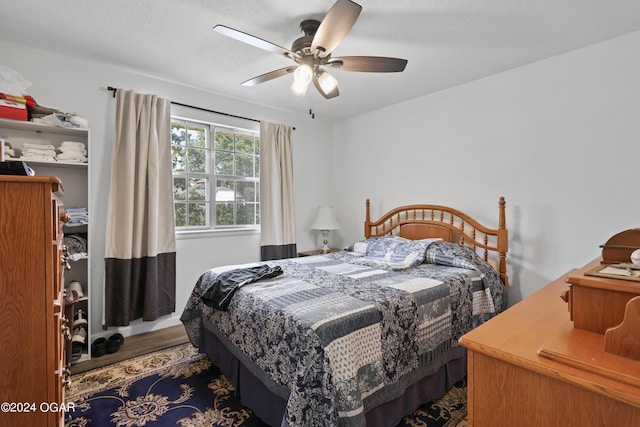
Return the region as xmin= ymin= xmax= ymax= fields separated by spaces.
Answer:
xmin=56 ymin=152 xmax=87 ymax=163
xmin=20 ymin=143 xmax=57 ymax=161
xmin=20 ymin=154 xmax=56 ymax=162
xmin=23 ymin=143 xmax=56 ymax=151
xmin=56 ymin=141 xmax=88 ymax=163
xmin=65 ymin=207 xmax=88 ymax=226
xmin=61 ymin=141 xmax=86 ymax=149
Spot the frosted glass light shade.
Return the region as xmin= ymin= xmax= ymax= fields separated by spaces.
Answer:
xmin=294 ymin=64 xmax=313 ymax=84
xmin=317 ymin=71 xmax=338 ymax=94
xmin=290 ymin=78 xmax=310 ymax=96
xmin=291 ymin=64 xmax=313 ymax=97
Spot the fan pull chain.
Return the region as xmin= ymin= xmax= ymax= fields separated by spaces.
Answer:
xmin=309 ymin=94 xmax=315 ymax=119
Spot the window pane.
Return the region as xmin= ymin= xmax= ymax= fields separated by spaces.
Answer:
xmin=237 ymin=181 xmax=254 ymax=204
xmin=173 ymin=177 xmax=187 ymax=200
xmin=215 ymin=129 xmax=234 ymax=151
xmin=188 ymin=202 xmax=208 ymax=226
xmin=186 ymin=147 xmax=207 ymax=173
xmin=187 ymin=123 xmax=207 ymax=148
xmin=255 ymin=137 xmax=260 ymax=155
xmin=216 ymin=180 xmax=234 ymax=202
xmin=188 ymin=178 xmax=207 ymax=201
xmin=237 ymin=203 xmax=254 ymax=225
xmin=174 ymin=202 xmax=186 ymax=227
xmin=172 ymin=145 xmax=186 ymax=172
xmin=215 ymin=151 xmax=234 ymax=175
xmin=171 ymin=121 xmax=187 ymax=146
xmin=235 ymin=153 xmax=254 ymax=177
xmin=216 ymin=202 xmax=234 ymax=226
xmin=236 ymin=134 xmax=254 ymax=154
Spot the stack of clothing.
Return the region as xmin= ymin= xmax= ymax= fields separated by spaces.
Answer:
xmin=65 ymin=207 xmax=88 ymax=227
xmin=30 ymin=105 xmax=60 ymax=121
xmin=57 ymin=141 xmax=87 ymax=163
xmin=20 ymin=143 xmax=56 ymax=162
xmin=63 ymin=233 xmax=87 ymax=261
xmin=2 ymin=140 xmax=16 ymax=159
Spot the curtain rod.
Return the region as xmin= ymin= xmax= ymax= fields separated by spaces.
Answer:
xmin=107 ymin=86 xmax=295 ymax=129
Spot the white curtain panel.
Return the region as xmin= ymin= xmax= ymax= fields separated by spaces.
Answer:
xmin=104 ymin=89 xmax=176 ymax=326
xmin=259 ymin=121 xmax=297 ymax=260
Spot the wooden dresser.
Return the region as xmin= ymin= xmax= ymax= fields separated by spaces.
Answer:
xmin=459 ymin=259 xmax=640 ymax=426
xmin=0 ymin=176 xmax=70 ymax=427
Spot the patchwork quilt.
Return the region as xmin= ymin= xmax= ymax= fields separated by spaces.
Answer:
xmin=181 ymin=240 xmax=505 ymax=427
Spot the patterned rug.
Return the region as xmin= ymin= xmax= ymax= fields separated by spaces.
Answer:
xmin=65 ymin=343 xmax=467 ymax=427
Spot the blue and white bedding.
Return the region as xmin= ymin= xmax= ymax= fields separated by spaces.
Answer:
xmin=181 ymin=239 xmax=505 ymax=427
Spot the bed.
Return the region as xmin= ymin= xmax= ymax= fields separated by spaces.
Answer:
xmin=181 ymin=197 xmax=508 ymax=426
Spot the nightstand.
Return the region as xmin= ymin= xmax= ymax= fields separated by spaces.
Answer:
xmin=298 ymin=248 xmax=341 ymax=257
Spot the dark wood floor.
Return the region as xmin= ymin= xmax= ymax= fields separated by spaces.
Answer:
xmin=70 ymin=324 xmax=189 ymax=374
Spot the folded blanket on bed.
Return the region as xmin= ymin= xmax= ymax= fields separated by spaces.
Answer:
xmin=200 ymin=264 xmax=283 ymax=310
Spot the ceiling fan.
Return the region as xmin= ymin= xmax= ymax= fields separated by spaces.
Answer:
xmin=213 ymin=0 xmax=408 ymax=100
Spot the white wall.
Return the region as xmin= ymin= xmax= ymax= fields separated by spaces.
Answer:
xmin=332 ymin=31 xmax=640 ymax=306
xmin=1 ymin=40 xmax=334 ymax=339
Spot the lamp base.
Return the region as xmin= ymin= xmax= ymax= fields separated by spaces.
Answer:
xmin=321 ymin=231 xmax=330 ymax=253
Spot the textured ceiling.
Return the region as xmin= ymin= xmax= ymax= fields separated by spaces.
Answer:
xmin=2 ymin=0 xmax=640 ymax=122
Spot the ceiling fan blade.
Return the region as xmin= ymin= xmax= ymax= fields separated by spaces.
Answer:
xmin=312 ymin=74 xmax=340 ymax=99
xmin=328 ymin=56 xmax=408 ymax=72
xmin=242 ymin=66 xmax=297 ymax=86
xmin=214 ymin=25 xmax=299 ymax=60
xmin=311 ymin=0 xmax=362 ymax=58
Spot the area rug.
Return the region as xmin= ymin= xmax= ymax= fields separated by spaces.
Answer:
xmin=65 ymin=343 xmax=467 ymax=426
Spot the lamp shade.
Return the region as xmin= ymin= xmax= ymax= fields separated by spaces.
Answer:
xmin=311 ymin=206 xmax=340 ymax=231
xmin=317 ymin=70 xmax=338 ymax=95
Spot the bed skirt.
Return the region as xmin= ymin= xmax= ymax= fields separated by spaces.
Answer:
xmin=202 ymin=328 xmax=467 ymax=427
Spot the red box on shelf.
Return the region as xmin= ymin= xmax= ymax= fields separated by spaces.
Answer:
xmin=0 ymin=99 xmax=28 ymax=121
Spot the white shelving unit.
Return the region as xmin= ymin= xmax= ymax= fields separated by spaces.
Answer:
xmin=0 ymin=117 xmax=91 ymax=363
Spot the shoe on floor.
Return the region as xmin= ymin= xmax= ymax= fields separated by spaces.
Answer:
xmin=91 ymin=337 xmax=107 ymax=357
xmin=106 ymin=333 xmax=124 ymax=354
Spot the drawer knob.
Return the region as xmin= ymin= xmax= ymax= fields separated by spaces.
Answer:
xmin=63 ymin=368 xmax=72 ymax=390
xmin=61 ymin=324 xmax=71 ymax=340
xmin=60 ymin=245 xmax=71 ymax=270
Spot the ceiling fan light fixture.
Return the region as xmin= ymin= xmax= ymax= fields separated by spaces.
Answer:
xmin=317 ymin=70 xmax=339 ymax=95
xmin=290 ymin=78 xmax=310 ymax=96
xmin=293 ymin=64 xmax=313 ymax=84
xmin=214 ymin=0 xmax=407 ymax=102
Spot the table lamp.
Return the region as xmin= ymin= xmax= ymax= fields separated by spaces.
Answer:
xmin=311 ymin=206 xmax=340 ymax=253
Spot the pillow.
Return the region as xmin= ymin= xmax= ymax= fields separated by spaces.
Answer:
xmin=346 ymin=236 xmax=439 ymax=254
xmin=347 ymin=236 xmax=442 ymax=270
xmin=344 ymin=236 xmax=396 ymax=254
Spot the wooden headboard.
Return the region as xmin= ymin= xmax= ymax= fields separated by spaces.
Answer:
xmin=364 ymin=197 xmax=509 ymax=289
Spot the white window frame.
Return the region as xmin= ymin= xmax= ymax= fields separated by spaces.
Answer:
xmin=171 ymin=116 xmax=260 ymax=236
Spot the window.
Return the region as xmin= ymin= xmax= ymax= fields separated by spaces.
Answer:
xmin=171 ymin=118 xmax=260 ymax=231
